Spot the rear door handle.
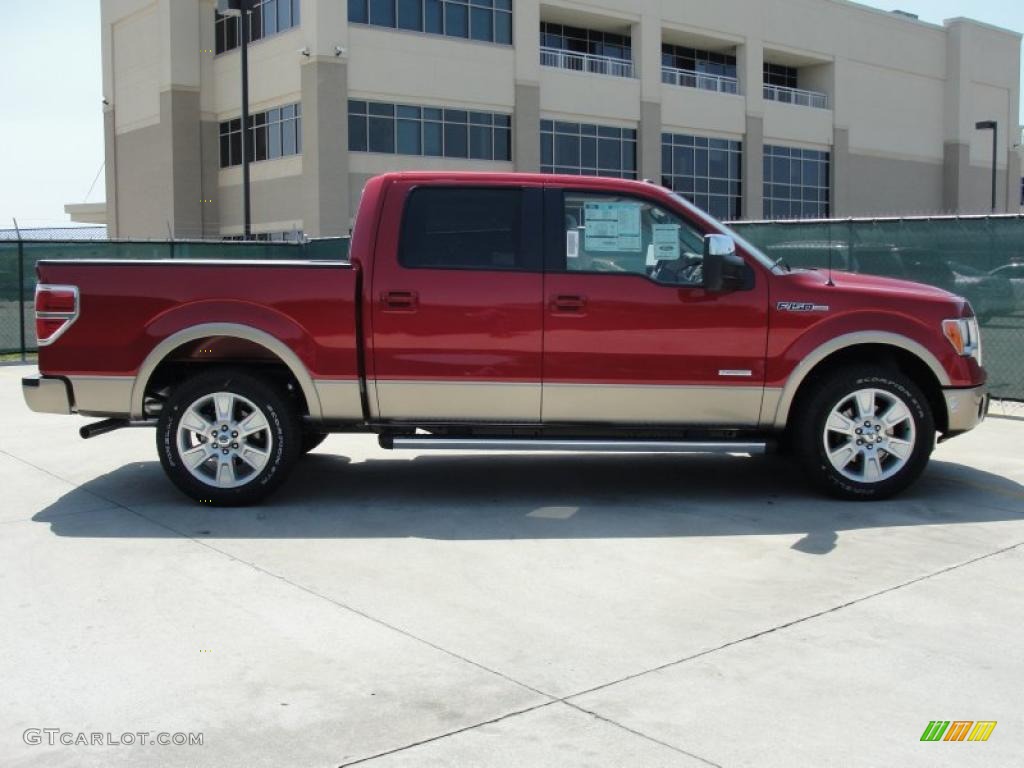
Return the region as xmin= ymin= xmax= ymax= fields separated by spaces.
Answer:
xmin=551 ymin=294 xmax=587 ymax=313
xmin=382 ymin=290 xmax=418 ymax=312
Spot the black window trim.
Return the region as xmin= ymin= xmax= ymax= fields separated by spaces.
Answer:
xmin=398 ymin=185 xmax=543 ymax=273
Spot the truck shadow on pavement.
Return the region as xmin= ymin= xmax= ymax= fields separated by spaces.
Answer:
xmin=32 ymin=451 xmax=1024 ymax=555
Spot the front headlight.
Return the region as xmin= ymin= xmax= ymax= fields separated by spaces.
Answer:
xmin=942 ymin=316 xmax=982 ymax=364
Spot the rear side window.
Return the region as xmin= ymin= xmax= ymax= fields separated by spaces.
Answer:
xmin=400 ymin=187 xmax=525 ymax=270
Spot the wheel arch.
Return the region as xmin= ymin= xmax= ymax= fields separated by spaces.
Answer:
xmin=769 ymin=332 xmax=950 ymax=433
xmin=130 ymin=323 xmax=322 ymax=420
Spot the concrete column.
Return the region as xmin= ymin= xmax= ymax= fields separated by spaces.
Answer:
xmin=639 ymin=101 xmax=662 ymax=182
xmin=633 ymin=12 xmax=662 ymax=182
xmin=514 ymin=83 xmax=541 ymax=172
xmin=943 ymin=21 xmax=969 ymax=213
xmin=199 ymin=119 xmax=220 ymax=237
xmin=164 ymin=89 xmax=204 ymax=238
xmin=943 ymin=141 xmax=969 ymax=213
xmin=832 ymin=127 xmax=850 ymax=216
xmin=513 ymin=0 xmax=540 ymax=84
xmin=633 ymin=13 xmax=661 ymax=104
xmin=301 ymin=58 xmax=350 ymax=236
xmin=103 ymin=109 xmax=119 ymax=237
xmin=736 ymin=40 xmax=763 ymax=106
xmin=743 ymin=115 xmax=764 ymax=220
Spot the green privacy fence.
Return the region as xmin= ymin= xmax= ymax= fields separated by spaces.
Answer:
xmin=3 ymin=217 xmax=1022 ymax=399
xmin=731 ymin=215 xmax=1024 ymax=400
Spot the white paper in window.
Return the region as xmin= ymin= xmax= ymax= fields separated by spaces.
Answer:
xmin=583 ymin=202 xmax=642 ymax=252
xmin=651 ymin=223 xmax=680 ymax=260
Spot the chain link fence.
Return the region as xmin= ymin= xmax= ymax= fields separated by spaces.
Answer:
xmin=3 ymin=217 xmax=1022 ymax=400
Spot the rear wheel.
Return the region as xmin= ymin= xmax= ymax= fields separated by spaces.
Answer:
xmin=157 ymin=369 xmax=301 ymax=506
xmin=794 ymin=367 xmax=934 ymax=500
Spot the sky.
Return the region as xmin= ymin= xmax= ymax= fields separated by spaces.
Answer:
xmin=0 ymin=1 xmax=1021 ymax=228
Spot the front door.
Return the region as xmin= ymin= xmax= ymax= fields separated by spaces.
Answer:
xmin=370 ymin=183 xmax=544 ymax=422
xmin=542 ymin=187 xmax=768 ymax=426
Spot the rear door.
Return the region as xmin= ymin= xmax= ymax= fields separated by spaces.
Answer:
xmin=541 ymin=186 xmax=768 ymax=426
xmin=369 ymin=182 xmax=544 ymax=422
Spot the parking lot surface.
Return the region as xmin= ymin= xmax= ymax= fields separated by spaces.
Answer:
xmin=1 ymin=362 xmax=1022 ymax=767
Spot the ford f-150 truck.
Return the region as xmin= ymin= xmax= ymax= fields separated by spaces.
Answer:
xmin=22 ymin=172 xmax=988 ymax=505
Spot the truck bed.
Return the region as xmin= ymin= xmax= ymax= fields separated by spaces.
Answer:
xmin=35 ymin=259 xmax=362 ymax=419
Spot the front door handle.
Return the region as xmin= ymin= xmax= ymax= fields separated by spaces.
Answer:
xmin=551 ymin=294 xmax=587 ymax=313
xmin=382 ymin=290 xmax=418 ymax=312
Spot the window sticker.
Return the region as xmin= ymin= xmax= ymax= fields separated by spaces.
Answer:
xmin=651 ymin=224 xmax=681 ymax=260
xmin=566 ymin=229 xmax=579 ymax=259
xmin=583 ymin=202 xmax=642 ymax=252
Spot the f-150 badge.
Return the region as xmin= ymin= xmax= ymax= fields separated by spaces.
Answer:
xmin=777 ymin=302 xmax=830 ymax=312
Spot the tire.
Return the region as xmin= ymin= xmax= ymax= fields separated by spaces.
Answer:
xmin=301 ymin=430 xmax=328 ymax=455
xmin=793 ymin=366 xmax=934 ymax=500
xmin=157 ymin=368 xmax=302 ymax=506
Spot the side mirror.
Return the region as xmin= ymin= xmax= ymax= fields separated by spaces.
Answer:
xmin=703 ymin=234 xmax=753 ymax=292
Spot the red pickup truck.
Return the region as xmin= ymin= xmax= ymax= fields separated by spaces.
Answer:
xmin=23 ymin=172 xmax=987 ymax=505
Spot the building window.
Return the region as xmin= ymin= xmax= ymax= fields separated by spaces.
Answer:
xmin=219 ymin=103 xmax=302 ymax=168
xmin=763 ymin=63 xmax=798 ymax=89
xmin=349 ymin=0 xmax=512 ymax=44
xmin=348 ymin=100 xmax=512 ymax=161
xmin=540 ymin=120 xmax=637 ymax=179
xmin=215 ymin=0 xmax=302 ymax=55
xmin=661 ymin=44 xmax=736 ymax=79
xmin=661 ymin=133 xmax=742 ymax=221
xmin=540 ymin=23 xmax=631 ymax=60
xmin=763 ymin=145 xmax=830 ymax=219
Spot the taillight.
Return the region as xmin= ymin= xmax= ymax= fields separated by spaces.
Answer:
xmin=35 ymin=284 xmax=79 ymax=346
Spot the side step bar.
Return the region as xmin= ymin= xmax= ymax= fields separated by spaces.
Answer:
xmin=383 ymin=437 xmax=767 ymax=454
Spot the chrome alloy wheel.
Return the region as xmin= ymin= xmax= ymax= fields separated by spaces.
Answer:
xmin=175 ymin=391 xmax=274 ymax=489
xmin=822 ymin=387 xmax=916 ymax=484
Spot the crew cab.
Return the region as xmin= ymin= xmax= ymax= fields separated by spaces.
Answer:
xmin=23 ymin=172 xmax=988 ymax=505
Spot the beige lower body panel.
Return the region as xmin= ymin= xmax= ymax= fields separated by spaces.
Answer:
xmin=542 ymin=383 xmax=764 ymax=426
xmin=313 ymin=379 xmax=363 ymax=420
xmin=760 ymin=387 xmax=785 ymax=429
xmin=68 ymin=376 xmax=135 ymax=417
xmin=374 ymin=380 xmax=541 ymax=421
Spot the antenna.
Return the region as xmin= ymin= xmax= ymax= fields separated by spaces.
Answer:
xmin=826 ymin=236 xmax=834 ymax=286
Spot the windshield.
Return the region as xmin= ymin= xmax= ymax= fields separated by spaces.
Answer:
xmin=669 ymin=193 xmax=779 ymax=272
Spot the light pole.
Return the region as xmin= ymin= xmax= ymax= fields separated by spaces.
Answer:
xmin=218 ymin=0 xmax=255 ymax=238
xmin=975 ymin=120 xmax=998 ymax=213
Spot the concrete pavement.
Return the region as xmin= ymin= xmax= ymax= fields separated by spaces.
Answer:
xmin=1 ymin=363 xmax=1022 ymax=767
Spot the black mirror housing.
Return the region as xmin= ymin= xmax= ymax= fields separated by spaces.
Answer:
xmin=703 ymin=234 xmax=754 ymax=292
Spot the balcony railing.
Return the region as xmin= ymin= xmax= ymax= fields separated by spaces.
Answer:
xmin=540 ymin=46 xmax=635 ymax=79
xmin=661 ymin=66 xmax=739 ymax=95
xmin=763 ymin=83 xmax=829 ymax=109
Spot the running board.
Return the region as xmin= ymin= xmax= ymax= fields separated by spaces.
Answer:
xmin=383 ymin=437 xmax=767 ymax=454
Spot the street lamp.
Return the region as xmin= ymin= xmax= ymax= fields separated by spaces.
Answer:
xmin=975 ymin=120 xmax=998 ymax=213
xmin=218 ymin=0 xmax=256 ymax=238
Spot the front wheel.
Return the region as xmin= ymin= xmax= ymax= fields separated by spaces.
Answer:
xmin=157 ymin=368 xmax=302 ymax=506
xmin=794 ymin=367 xmax=934 ymax=500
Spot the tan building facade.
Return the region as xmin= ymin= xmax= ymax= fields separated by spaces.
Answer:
xmin=100 ymin=0 xmax=1023 ymax=239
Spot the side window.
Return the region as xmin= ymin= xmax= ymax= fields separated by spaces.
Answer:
xmin=400 ymin=187 xmax=524 ymax=270
xmin=563 ymin=192 xmax=707 ymax=286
